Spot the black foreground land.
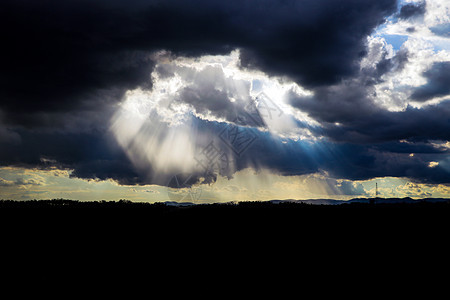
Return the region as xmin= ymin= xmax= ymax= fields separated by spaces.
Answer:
xmin=2 ymin=197 xmax=449 ymax=235
xmin=1 ymin=197 xmax=449 ymax=208
xmin=1 ymin=197 xmax=448 ymax=284
xmin=1 ymin=197 xmax=449 ymax=226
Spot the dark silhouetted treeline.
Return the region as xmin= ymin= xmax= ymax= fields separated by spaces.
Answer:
xmin=1 ymin=197 xmax=449 ymax=209
xmin=2 ymin=198 xmax=449 ymax=231
xmin=1 ymin=197 xmax=448 ymax=285
xmin=1 ymin=197 xmax=449 ymax=228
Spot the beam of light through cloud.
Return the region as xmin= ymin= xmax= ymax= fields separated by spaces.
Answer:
xmin=110 ymin=50 xmax=317 ymax=183
xmin=0 ymin=0 xmax=449 ymax=201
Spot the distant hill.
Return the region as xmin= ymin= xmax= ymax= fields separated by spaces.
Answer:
xmin=0 ymin=197 xmax=449 ymax=208
xmin=270 ymin=197 xmax=450 ymax=205
xmin=270 ymin=199 xmax=345 ymax=205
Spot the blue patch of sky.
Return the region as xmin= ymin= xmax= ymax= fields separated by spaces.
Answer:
xmin=371 ymin=0 xmax=426 ymax=51
xmin=251 ymin=79 xmax=263 ymax=93
xmin=383 ymin=34 xmax=409 ymax=50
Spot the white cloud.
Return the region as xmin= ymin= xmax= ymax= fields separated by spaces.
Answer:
xmin=371 ymin=38 xmax=439 ymax=110
xmin=123 ymin=50 xmax=316 ymax=131
xmin=370 ymin=1 xmax=450 ymax=111
xmin=361 ymin=36 xmax=395 ymax=70
xmin=424 ymin=0 xmax=450 ymax=27
xmin=110 ymin=50 xmax=320 ymax=179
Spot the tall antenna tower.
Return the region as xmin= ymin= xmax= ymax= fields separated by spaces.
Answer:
xmin=376 ymin=182 xmax=379 ymax=198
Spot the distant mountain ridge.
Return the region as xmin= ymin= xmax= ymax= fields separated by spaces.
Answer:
xmin=0 ymin=197 xmax=449 ymax=207
xmin=269 ymin=197 xmax=450 ymax=205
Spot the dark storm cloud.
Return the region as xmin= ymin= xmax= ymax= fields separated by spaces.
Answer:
xmin=1 ymin=105 xmax=449 ymax=187
xmin=230 ymin=130 xmax=450 ymax=184
xmin=398 ymin=1 xmax=426 ymax=20
xmin=0 ymin=0 xmax=396 ymax=121
xmin=11 ymin=0 xmax=447 ymax=187
xmin=198 ymin=116 xmax=449 ymax=185
xmin=325 ymin=100 xmax=450 ymax=144
xmin=326 ymin=144 xmax=450 ymax=184
xmin=372 ymin=49 xmax=409 ymax=82
xmin=236 ymin=1 xmax=397 ymax=87
xmin=411 ymin=62 xmax=450 ymax=102
xmin=291 ymin=86 xmax=450 ymax=144
xmin=286 ymin=50 xmax=450 ymax=184
xmin=0 ymin=129 xmax=145 ymax=185
xmin=0 ymin=1 xmax=155 ymax=120
xmin=287 ymin=43 xmax=448 ymax=147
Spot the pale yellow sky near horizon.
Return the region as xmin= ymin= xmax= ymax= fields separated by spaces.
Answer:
xmin=1 ymin=166 xmax=449 ymax=203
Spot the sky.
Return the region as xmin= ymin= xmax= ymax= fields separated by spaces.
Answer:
xmin=0 ymin=0 xmax=449 ymax=202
